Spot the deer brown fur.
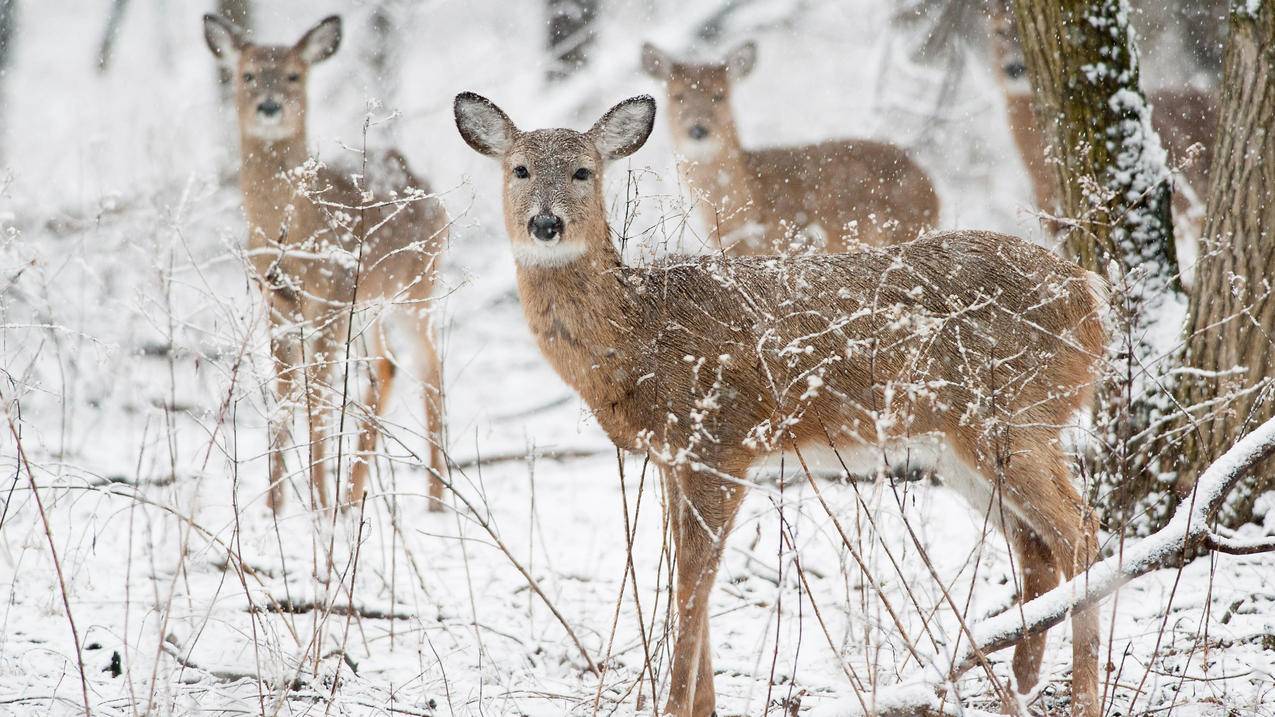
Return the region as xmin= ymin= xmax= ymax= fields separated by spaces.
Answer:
xmin=642 ymin=42 xmax=940 ymax=253
xmin=205 ymin=14 xmax=448 ymax=512
xmin=455 ymin=92 xmax=1106 ymax=717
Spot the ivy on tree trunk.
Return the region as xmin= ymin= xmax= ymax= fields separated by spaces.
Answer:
xmin=1009 ymin=0 xmax=1183 ymax=533
xmin=1174 ymin=1 xmax=1275 ymax=528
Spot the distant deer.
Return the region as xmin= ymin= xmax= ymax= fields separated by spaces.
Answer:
xmin=641 ymin=42 xmax=940 ymax=253
xmin=454 ymin=92 xmax=1105 ymax=717
xmin=204 ymin=14 xmax=448 ymax=512
xmin=988 ymin=2 xmax=1216 ymax=247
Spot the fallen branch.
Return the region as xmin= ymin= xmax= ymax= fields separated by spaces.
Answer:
xmin=810 ymin=414 xmax=1275 ymax=716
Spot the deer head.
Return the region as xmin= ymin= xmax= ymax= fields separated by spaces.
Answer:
xmin=641 ymin=41 xmax=755 ymax=159
xmin=203 ymin=14 xmax=342 ymax=144
xmin=454 ymin=93 xmax=656 ymax=267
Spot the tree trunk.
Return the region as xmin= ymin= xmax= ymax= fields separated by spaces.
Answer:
xmin=1174 ymin=1 xmax=1275 ymax=528
xmin=545 ymin=0 xmax=598 ymax=83
xmin=1009 ymin=0 xmax=1182 ymax=533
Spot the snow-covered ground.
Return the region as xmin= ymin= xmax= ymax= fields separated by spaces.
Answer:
xmin=1 ymin=1 xmax=1271 ymax=716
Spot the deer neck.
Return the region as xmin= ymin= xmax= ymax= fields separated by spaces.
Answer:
xmin=512 ymin=228 xmax=650 ymax=437
xmin=675 ymin=126 xmax=761 ymax=247
xmin=238 ymin=131 xmax=312 ymax=242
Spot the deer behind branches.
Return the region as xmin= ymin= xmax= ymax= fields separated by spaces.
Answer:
xmin=642 ymin=41 xmax=940 ymax=254
xmin=455 ymin=91 xmax=1106 ymax=717
xmin=204 ymin=14 xmax=448 ymax=512
xmin=989 ymin=2 xmax=1216 ymax=252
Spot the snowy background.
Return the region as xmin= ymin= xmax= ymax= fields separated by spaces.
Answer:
xmin=1 ymin=1 xmax=1272 ymax=715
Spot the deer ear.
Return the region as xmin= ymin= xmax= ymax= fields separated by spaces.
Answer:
xmin=590 ymin=95 xmax=656 ymax=161
xmin=295 ymin=15 xmax=341 ymax=64
xmin=726 ymin=40 xmax=757 ymax=79
xmin=641 ymin=42 xmax=671 ymax=80
xmin=203 ymin=13 xmax=246 ymax=60
xmin=454 ymin=92 xmax=518 ymax=157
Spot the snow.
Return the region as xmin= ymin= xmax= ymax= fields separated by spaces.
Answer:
xmin=2 ymin=2 xmax=1272 ymax=717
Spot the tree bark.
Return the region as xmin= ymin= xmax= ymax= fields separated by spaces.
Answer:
xmin=1009 ymin=0 xmax=1182 ymax=532
xmin=545 ymin=0 xmax=598 ymax=83
xmin=1174 ymin=1 xmax=1275 ymax=527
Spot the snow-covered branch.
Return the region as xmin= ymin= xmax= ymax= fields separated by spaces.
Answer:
xmin=812 ymin=413 xmax=1275 ymax=716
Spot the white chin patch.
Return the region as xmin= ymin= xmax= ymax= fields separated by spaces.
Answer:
xmin=246 ymin=121 xmax=295 ymax=143
xmin=510 ymin=240 xmax=589 ymax=268
xmin=676 ymin=139 xmax=721 ymax=162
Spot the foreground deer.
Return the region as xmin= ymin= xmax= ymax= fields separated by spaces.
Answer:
xmin=454 ymin=92 xmax=1105 ymax=716
xmin=642 ymin=42 xmax=940 ymax=253
xmin=988 ymin=2 xmax=1215 ymax=245
xmin=205 ymin=14 xmax=448 ymax=511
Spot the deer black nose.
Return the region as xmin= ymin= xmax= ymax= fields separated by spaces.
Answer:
xmin=257 ymin=99 xmax=282 ymax=117
xmin=528 ymin=214 xmax=564 ymax=242
xmin=688 ymin=124 xmax=710 ymax=140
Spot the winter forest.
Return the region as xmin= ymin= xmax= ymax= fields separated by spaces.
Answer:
xmin=1 ymin=0 xmax=1273 ymax=715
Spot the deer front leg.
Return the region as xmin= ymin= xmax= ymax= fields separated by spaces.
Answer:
xmin=266 ymin=302 xmax=301 ymax=512
xmin=349 ymin=321 xmax=395 ymax=507
xmin=664 ymin=466 xmax=743 ymax=717
xmin=415 ymin=312 xmax=447 ymax=512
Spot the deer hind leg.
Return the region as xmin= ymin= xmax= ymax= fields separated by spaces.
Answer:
xmin=1005 ymin=455 xmax=1101 ymax=717
xmin=663 ymin=463 xmax=744 ymax=717
xmin=348 ymin=320 xmax=395 ymax=507
xmin=413 ymin=310 xmax=447 ymax=512
xmin=1008 ymin=521 xmax=1061 ymax=698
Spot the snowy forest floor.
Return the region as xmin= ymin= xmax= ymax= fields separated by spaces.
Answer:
xmin=2 ymin=1 xmax=1274 ymax=716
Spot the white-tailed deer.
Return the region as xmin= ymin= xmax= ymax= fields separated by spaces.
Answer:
xmin=641 ymin=41 xmax=940 ymax=253
xmin=204 ymin=14 xmax=448 ymax=512
xmin=989 ymin=2 xmax=1216 ymax=245
xmin=454 ymin=92 xmax=1105 ymax=717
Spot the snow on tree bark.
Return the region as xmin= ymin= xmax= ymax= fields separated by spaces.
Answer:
xmin=1174 ymin=0 xmax=1275 ymax=528
xmin=1010 ymin=0 xmax=1184 ymax=533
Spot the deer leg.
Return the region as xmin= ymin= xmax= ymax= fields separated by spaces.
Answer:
xmin=664 ymin=465 xmax=743 ymax=717
xmin=348 ymin=321 xmax=395 ymax=507
xmin=303 ymin=326 xmax=341 ymax=511
xmin=266 ymin=302 xmax=301 ymax=513
xmin=414 ymin=310 xmax=447 ymax=512
xmin=1007 ymin=459 xmax=1100 ymax=717
xmin=1008 ymin=521 xmax=1061 ymax=699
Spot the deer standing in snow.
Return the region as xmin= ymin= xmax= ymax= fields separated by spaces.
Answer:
xmin=204 ymin=14 xmax=448 ymax=512
xmin=641 ymin=41 xmax=940 ymax=253
xmin=454 ymin=91 xmax=1105 ymax=717
xmin=988 ymin=1 xmax=1215 ymax=250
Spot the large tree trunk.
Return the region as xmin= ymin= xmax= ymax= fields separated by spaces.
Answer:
xmin=1009 ymin=0 xmax=1182 ymax=533
xmin=545 ymin=0 xmax=598 ymax=83
xmin=1174 ymin=1 xmax=1275 ymax=527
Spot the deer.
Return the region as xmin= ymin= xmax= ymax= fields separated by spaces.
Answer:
xmin=641 ymin=41 xmax=940 ymax=254
xmin=453 ymin=91 xmax=1106 ymax=717
xmin=204 ymin=14 xmax=449 ymax=513
xmin=988 ymin=1 xmax=1216 ymax=256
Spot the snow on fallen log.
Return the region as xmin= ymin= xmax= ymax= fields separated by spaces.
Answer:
xmin=810 ymin=414 xmax=1275 ymax=717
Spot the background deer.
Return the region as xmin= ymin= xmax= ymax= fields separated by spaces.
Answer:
xmin=204 ymin=14 xmax=448 ymax=512
xmin=989 ymin=2 xmax=1215 ymax=251
xmin=454 ymin=92 xmax=1106 ymax=717
xmin=641 ymin=41 xmax=940 ymax=253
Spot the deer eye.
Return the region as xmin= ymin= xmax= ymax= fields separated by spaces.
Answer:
xmin=712 ymin=93 xmax=725 ymax=102
xmin=287 ymin=73 xmax=301 ymax=82
xmin=242 ymin=72 xmax=254 ymax=83
xmin=512 ymin=165 xmax=530 ymax=179
xmin=573 ymin=167 xmax=592 ymax=181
